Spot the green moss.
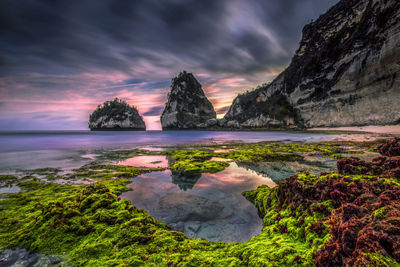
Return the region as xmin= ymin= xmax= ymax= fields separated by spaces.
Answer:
xmin=0 ymin=178 xmax=242 ymax=266
xmin=296 ymin=171 xmax=331 ymax=184
xmin=241 ymin=184 xmax=333 ymax=266
xmin=373 ymin=206 xmax=391 ymax=220
xmin=170 ymin=160 xmax=229 ymax=174
xmin=0 ymin=163 xmax=333 ymax=266
xmin=27 ymin=168 xmax=61 ymax=175
xmin=363 ymin=253 xmax=400 ymax=267
xmin=0 ymin=139 xmax=392 ymax=266
xmin=0 ymin=175 xmax=19 ymax=187
xmin=165 ymin=149 xmax=213 ymax=161
xmin=69 ymin=165 xmax=161 ymax=180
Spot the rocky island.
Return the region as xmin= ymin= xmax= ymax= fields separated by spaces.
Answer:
xmin=161 ymin=71 xmax=217 ymax=130
xmin=88 ymin=98 xmax=146 ymax=131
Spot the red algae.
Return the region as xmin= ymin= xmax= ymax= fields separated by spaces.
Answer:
xmin=379 ymin=138 xmax=400 ymax=157
xmin=337 ymin=138 xmax=400 ymax=178
xmin=313 ymin=138 xmax=400 ymax=266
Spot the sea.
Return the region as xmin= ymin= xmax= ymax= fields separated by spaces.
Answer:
xmin=0 ymin=130 xmax=385 ymax=172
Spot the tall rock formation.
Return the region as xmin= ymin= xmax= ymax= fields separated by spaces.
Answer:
xmin=89 ymin=98 xmax=146 ymax=130
xmin=161 ymin=71 xmax=217 ymax=129
xmin=223 ymin=0 xmax=400 ymax=129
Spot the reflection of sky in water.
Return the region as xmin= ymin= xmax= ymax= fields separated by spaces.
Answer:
xmin=118 ymin=155 xmax=169 ymax=168
xmin=120 ymin=163 xmax=274 ymax=243
xmin=0 ymin=185 xmax=20 ymax=194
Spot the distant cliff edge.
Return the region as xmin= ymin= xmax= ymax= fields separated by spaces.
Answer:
xmin=89 ymin=98 xmax=146 ymax=131
xmin=221 ymin=0 xmax=400 ymax=129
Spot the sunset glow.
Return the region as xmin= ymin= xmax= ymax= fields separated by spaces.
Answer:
xmin=0 ymin=0 xmax=337 ymax=130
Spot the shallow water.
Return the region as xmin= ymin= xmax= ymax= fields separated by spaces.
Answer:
xmin=0 ymin=248 xmax=64 ymax=267
xmin=120 ymin=162 xmax=275 ymax=243
xmin=0 ymin=130 xmax=370 ymax=172
xmin=118 ymin=155 xmax=169 ymax=168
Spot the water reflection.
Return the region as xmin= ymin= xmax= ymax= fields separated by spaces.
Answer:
xmin=118 ymin=155 xmax=169 ymax=168
xmin=120 ymin=163 xmax=272 ymax=243
xmin=237 ymin=159 xmax=337 ymax=183
xmin=171 ymin=172 xmax=201 ymax=191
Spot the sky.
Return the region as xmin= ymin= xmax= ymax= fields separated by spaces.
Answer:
xmin=0 ymin=0 xmax=338 ymax=130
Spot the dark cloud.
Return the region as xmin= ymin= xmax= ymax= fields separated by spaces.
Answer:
xmin=0 ymin=0 xmax=339 ymax=130
xmin=0 ymin=0 xmax=338 ymax=76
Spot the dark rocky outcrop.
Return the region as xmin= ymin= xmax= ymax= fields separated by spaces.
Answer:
xmin=223 ymin=0 xmax=400 ymax=129
xmin=89 ymin=98 xmax=146 ymax=131
xmin=161 ymin=71 xmax=217 ymax=129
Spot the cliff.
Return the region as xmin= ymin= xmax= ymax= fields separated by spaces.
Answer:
xmin=161 ymin=71 xmax=217 ymax=129
xmin=222 ymin=0 xmax=400 ymax=129
xmin=88 ymin=98 xmax=146 ymax=130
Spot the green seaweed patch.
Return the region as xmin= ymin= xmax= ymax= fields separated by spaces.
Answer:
xmin=170 ymin=159 xmax=229 ymax=174
xmin=361 ymin=253 xmax=400 ymax=267
xmin=0 ymin=175 xmax=19 ymax=187
xmin=218 ymin=147 xmax=301 ymax=162
xmin=0 ymin=179 xmax=241 ymax=266
xmin=68 ymin=165 xmax=162 ymax=180
xmin=164 ymin=149 xmax=214 ymax=161
xmin=241 ymin=184 xmax=333 ymax=265
xmin=26 ymin=168 xmax=61 ymax=176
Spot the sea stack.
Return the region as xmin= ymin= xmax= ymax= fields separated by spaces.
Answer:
xmin=88 ymin=98 xmax=146 ymax=130
xmin=161 ymin=71 xmax=217 ymax=129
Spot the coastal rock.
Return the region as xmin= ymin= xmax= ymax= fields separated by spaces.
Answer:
xmin=161 ymin=71 xmax=216 ymax=129
xmin=88 ymin=98 xmax=146 ymax=130
xmin=223 ymin=0 xmax=400 ymax=129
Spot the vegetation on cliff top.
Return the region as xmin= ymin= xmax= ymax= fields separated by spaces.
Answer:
xmin=88 ymin=98 xmax=145 ymax=130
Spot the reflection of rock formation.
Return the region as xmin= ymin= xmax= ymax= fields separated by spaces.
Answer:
xmin=237 ymin=160 xmax=336 ymax=183
xmin=167 ymin=155 xmax=202 ymax=190
xmin=171 ymin=171 xmax=201 ymax=191
xmin=158 ymin=192 xmax=229 ymax=223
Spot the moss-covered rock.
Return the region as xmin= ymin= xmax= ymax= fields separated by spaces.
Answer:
xmin=89 ymin=98 xmax=146 ymax=131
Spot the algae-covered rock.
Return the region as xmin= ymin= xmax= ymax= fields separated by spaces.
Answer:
xmin=161 ymin=71 xmax=216 ymax=129
xmin=89 ymin=98 xmax=145 ymax=131
xmin=379 ymin=137 xmax=400 ymax=157
xmin=338 ymin=138 xmax=400 ymax=178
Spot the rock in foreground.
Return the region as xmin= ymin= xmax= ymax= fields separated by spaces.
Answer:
xmin=161 ymin=71 xmax=217 ymax=129
xmin=89 ymin=98 xmax=146 ymax=130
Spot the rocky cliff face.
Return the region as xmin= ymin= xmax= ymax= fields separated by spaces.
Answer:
xmin=89 ymin=98 xmax=146 ymax=130
xmin=223 ymin=0 xmax=400 ymax=129
xmin=161 ymin=71 xmax=217 ymax=129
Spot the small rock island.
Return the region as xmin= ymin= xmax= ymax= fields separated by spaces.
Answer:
xmin=161 ymin=71 xmax=217 ymax=130
xmin=88 ymin=98 xmax=146 ymax=131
